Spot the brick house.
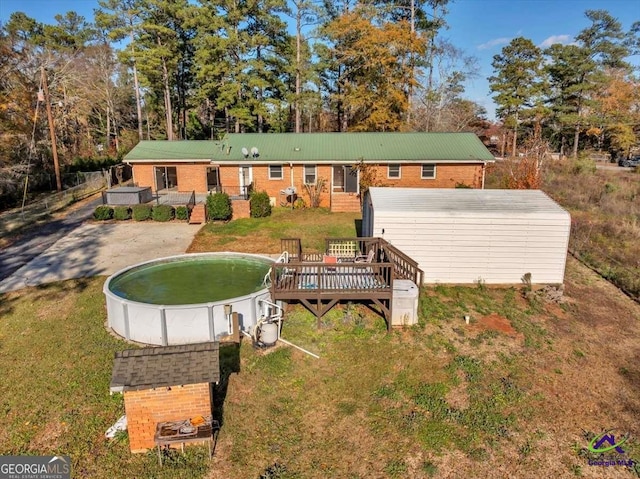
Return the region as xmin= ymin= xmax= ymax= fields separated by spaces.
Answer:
xmin=124 ymin=132 xmax=495 ymax=213
xmin=110 ymin=342 xmax=220 ymax=453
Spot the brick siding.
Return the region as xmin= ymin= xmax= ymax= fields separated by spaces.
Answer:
xmin=132 ymin=162 xmax=483 ymax=210
xmin=124 ymin=382 xmax=212 ymax=452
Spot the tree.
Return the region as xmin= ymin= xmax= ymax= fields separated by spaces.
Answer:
xmin=95 ymin=0 xmax=145 ymax=141
xmin=320 ymin=5 xmax=425 ymax=131
xmin=544 ymin=10 xmax=632 ymax=158
xmin=489 ymin=37 xmax=544 ymax=156
xmin=282 ymin=0 xmax=319 ymax=132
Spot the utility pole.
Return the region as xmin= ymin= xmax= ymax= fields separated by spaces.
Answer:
xmin=41 ymin=66 xmax=62 ymax=192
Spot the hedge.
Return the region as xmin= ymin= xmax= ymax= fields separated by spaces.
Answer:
xmin=151 ymin=204 xmax=175 ymax=222
xmin=175 ymin=205 xmax=189 ymax=221
xmin=93 ymin=206 xmax=113 ymax=221
xmin=113 ymin=206 xmax=131 ymax=220
xmin=132 ymin=204 xmax=152 ymax=221
xmin=250 ymin=191 xmax=272 ymax=218
xmin=206 ymin=192 xmax=232 ymax=221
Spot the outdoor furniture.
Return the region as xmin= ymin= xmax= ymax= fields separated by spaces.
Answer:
xmin=327 ymin=241 xmax=358 ymax=261
xmin=355 ymin=249 xmax=375 ymax=263
xmin=154 ymin=418 xmax=219 ymax=465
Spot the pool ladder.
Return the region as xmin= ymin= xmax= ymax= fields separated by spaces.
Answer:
xmin=262 ymin=251 xmax=290 ymax=288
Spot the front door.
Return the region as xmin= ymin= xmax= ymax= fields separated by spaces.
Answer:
xmin=333 ymin=165 xmax=345 ymax=192
xmin=345 ymin=167 xmax=358 ymax=193
xmin=239 ymin=166 xmax=252 ymax=198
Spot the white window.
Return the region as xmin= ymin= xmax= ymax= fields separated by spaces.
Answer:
xmin=421 ymin=164 xmax=436 ymax=179
xmin=388 ymin=164 xmax=401 ymax=179
xmin=269 ymin=165 xmax=283 ymax=180
xmin=304 ymin=165 xmax=317 ymax=184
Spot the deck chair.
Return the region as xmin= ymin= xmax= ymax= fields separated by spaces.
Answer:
xmin=355 ymin=249 xmax=375 ymax=263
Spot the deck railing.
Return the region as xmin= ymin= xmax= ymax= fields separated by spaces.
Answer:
xmin=270 ymin=261 xmax=393 ymax=296
xmin=272 ymin=236 xmax=422 ymax=328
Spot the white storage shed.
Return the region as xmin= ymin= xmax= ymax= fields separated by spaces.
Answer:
xmin=363 ymin=188 xmax=571 ymax=285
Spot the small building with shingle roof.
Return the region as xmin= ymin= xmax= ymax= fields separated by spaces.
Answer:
xmin=123 ymin=132 xmax=495 ymax=213
xmin=110 ymin=342 xmax=220 ymax=452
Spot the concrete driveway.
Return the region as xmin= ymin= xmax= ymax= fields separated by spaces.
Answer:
xmin=0 ymin=222 xmax=201 ymax=293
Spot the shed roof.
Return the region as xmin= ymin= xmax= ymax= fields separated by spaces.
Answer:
xmin=366 ymin=188 xmax=570 ymax=219
xmin=124 ymin=133 xmax=494 ymax=163
xmin=110 ymin=342 xmax=220 ymax=393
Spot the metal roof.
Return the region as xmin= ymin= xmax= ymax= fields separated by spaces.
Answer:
xmin=367 ymin=188 xmax=570 ymax=218
xmin=124 ymin=140 xmax=220 ymax=161
xmin=110 ymin=342 xmax=220 ymax=393
xmin=124 ymin=133 xmax=494 ymax=163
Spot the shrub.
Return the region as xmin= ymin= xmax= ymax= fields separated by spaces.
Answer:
xmin=131 ymin=204 xmax=152 ymax=221
xmin=250 ymin=191 xmax=272 ymax=218
xmin=113 ymin=206 xmax=131 ymax=220
xmin=572 ymin=155 xmax=597 ymax=175
xmin=175 ymin=205 xmax=189 ymax=221
xmin=206 ymin=192 xmax=232 ymax=221
xmin=151 ymin=204 xmax=175 ymax=222
xmin=93 ymin=205 xmax=113 ymax=221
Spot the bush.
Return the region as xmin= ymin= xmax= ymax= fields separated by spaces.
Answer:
xmin=572 ymin=155 xmax=597 ymax=175
xmin=250 ymin=191 xmax=272 ymax=218
xmin=175 ymin=205 xmax=189 ymax=221
xmin=206 ymin=192 xmax=232 ymax=221
xmin=151 ymin=204 xmax=175 ymax=222
xmin=131 ymin=204 xmax=152 ymax=221
xmin=93 ymin=206 xmax=113 ymax=221
xmin=113 ymin=206 xmax=131 ymax=220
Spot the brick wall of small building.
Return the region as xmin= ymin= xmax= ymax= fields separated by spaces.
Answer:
xmin=124 ymin=382 xmax=212 ymax=453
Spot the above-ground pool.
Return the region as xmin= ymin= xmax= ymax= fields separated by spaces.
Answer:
xmin=104 ymin=253 xmax=275 ymax=345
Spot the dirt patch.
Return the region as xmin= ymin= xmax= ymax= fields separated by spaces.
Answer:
xmin=472 ymin=312 xmax=523 ymax=339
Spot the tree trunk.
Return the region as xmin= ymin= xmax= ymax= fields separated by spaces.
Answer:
xmin=130 ymin=31 xmax=144 ymax=141
xmin=106 ymin=105 xmax=111 ymax=150
xmin=573 ymin=124 xmax=580 ymax=158
xmin=157 ymin=36 xmax=174 ymax=141
xmin=295 ymin=9 xmax=302 ymax=133
xmin=512 ymin=111 xmax=518 ymax=157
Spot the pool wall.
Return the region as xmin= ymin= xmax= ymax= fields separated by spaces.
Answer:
xmin=104 ymin=253 xmax=275 ymax=346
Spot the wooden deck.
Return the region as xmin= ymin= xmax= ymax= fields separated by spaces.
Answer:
xmin=270 ymin=238 xmax=422 ymax=330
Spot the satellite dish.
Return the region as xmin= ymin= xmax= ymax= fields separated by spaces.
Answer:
xmin=241 ymin=147 xmax=249 ymax=158
xmin=251 ymin=147 xmax=259 ymax=158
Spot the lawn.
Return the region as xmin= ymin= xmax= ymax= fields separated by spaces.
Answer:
xmin=1 ymin=206 xmax=639 ymax=478
xmin=188 ymin=207 xmax=360 ymax=254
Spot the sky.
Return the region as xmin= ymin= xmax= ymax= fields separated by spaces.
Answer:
xmin=1 ymin=0 xmax=639 ymax=120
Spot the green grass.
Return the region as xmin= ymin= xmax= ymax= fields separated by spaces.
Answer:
xmin=0 ymin=278 xmax=211 ymax=478
xmin=188 ymin=207 xmax=359 ymax=253
xmin=4 ymin=206 xmax=632 ymax=477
